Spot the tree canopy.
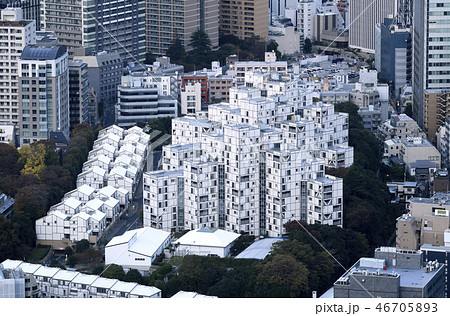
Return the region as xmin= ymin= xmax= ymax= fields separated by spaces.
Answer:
xmin=0 ymin=124 xmax=95 ymax=263
xmin=188 ymin=29 xmax=212 ymax=68
xmin=166 ymin=38 xmax=185 ymax=64
xmin=331 ymin=102 xmax=403 ymax=248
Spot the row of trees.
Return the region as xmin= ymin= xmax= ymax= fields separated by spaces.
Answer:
xmin=0 ymin=124 xmax=97 ymax=262
xmin=163 ymin=31 xmax=284 ymax=72
xmin=153 ymin=223 xmax=368 ymax=298
xmin=329 ymin=102 xmax=403 ymax=248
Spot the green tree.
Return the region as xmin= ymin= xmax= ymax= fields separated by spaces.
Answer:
xmin=124 ymin=269 xmax=144 ymax=284
xmin=76 ymin=239 xmax=90 ymax=253
xmin=255 ymin=254 xmax=309 ymax=297
xmin=64 ymin=246 xmax=74 ymax=256
xmin=14 ymin=184 xmax=49 ymax=222
xmin=101 ymin=264 xmax=125 ymax=281
xmin=92 ymin=264 xmax=105 ymax=275
xmin=67 ymin=254 xmax=78 ymax=267
xmin=266 ymin=41 xmax=281 ymax=59
xmin=165 ymin=276 xmax=182 ymax=297
xmin=0 ymin=143 xmax=21 ymax=178
xmin=303 ymin=38 xmax=312 ymax=54
xmin=188 ymin=29 xmax=212 ymax=68
xmin=166 ymin=38 xmax=185 ymax=64
xmin=0 ymin=216 xmax=19 ymax=262
xmin=33 ymin=140 xmax=59 ymax=166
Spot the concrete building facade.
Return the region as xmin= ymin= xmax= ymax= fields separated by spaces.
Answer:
xmin=18 ymin=45 xmax=70 ymax=146
xmin=40 ymin=0 xmax=146 ymax=61
xmin=146 ymin=0 xmax=219 ymax=56
xmin=0 ymin=7 xmax=35 ymax=130
xmin=219 ymin=0 xmax=268 ymax=41
xmin=116 ymin=74 xmax=178 ymax=128
xmin=412 ymin=0 xmax=450 ymax=134
xmin=349 ymin=0 xmax=398 ymax=53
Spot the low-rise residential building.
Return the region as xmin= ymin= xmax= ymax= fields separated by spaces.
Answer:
xmin=171 ymin=291 xmax=217 ymax=298
xmin=387 ymin=181 xmax=416 ymax=204
xmin=0 ymin=260 xmax=161 ymax=298
xmin=385 ymin=137 xmax=441 ymax=174
xmin=180 ymin=83 xmax=202 ymax=116
xmin=228 ymin=52 xmax=288 ymax=86
xmin=1 ymin=261 xmax=39 ymax=298
xmin=0 ymin=124 xmax=16 ymax=145
xmin=76 ymin=166 xmax=107 ymax=190
xmin=105 ymin=227 xmax=171 ymax=275
xmin=0 ymin=193 xmax=14 ymax=219
xmin=0 ymin=264 xmax=25 ymax=298
xmin=378 ymin=114 xmax=425 ymax=144
xmin=36 ymin=125 xmax=149 ymax=249
xmin=397 ymin=193 xmax=450 ymax=251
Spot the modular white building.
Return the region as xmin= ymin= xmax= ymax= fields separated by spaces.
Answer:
xmin=36 ymin=125 xmax=149 ymax=249
xmin=143 ymin=71 xmax=353 ymax=237
xmin=105 ymin=227 xmax=171 ymax=274
xmin=1 ymin=259 xmax=161 ymax=298
xmin=174 ymin=227 xmax=240 ymax=258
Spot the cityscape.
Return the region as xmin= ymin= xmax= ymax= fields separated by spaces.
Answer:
xmin=0 ymin=0 xmax=450 ymax=303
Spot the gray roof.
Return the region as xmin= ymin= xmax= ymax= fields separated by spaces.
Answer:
xmin=21 ymin=45 xmax=67 ymax=60
xmin=235 ymin=238 xmax=285 ymax=259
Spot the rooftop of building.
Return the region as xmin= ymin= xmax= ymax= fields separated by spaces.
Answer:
xmin=21 ymin=45 xmax=67 ymax=61
xmin=400 ymin=137 xmax=434 ymax=147
xmin=171 ymin=291 xmax=217 ymax=298
xmin=336 ymin=255 xmax=443 ymax=289
xmin=235 ymin=237 xmax=285 ymax=260
xmin=174 ymin=227 xmax=240 ymax=248
xmin=106 ymin=227 xmax=170 ymax=258
xmin=410 ymin=192 xmax=450 ymax=205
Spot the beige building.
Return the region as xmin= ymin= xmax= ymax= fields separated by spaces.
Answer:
xmin=208 ymin=75 xmax=233 ymax=103
xmin=423 ymin=89 xmax=450 ymax=143
xmin=146 ymin=0 xmax=219 ymax=56
xmin=397 ymin=194 xmax=450 ymax=250
xmin=398 ymin=137 xmax=441 ymax=170
xmin=219 ymin=0 xmax=268 ymax=40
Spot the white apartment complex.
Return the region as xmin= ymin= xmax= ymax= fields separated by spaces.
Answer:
xmin=143 ymin=71 xmax=353 ymax=237
xmin=1 ymin=260 xmax=161 ymax=298
xmin=36 ymin=125 xmax=149 ymax=249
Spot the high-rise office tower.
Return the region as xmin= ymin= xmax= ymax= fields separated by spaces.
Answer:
xmin=0 ymin=8 xmax=35 ymax=127
xmin=68 ymin=60 xmax=89 ymax=130
xmin=412 ymin=0 xmax=450 ymax=140
xmin=18 ymin=45 xmax=70 ymax=146
xmin=375 ymin=18 xmax=411 ymax=99
xmin=0 ymin=0 xmax=40 ymax=30
xmin=349 ymin=0 xmax=398 ymax=53
xmin=40 ymin=0 xmax=145 ymax=62
xmin=146 ymin=0 xmax=219 ymax=56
